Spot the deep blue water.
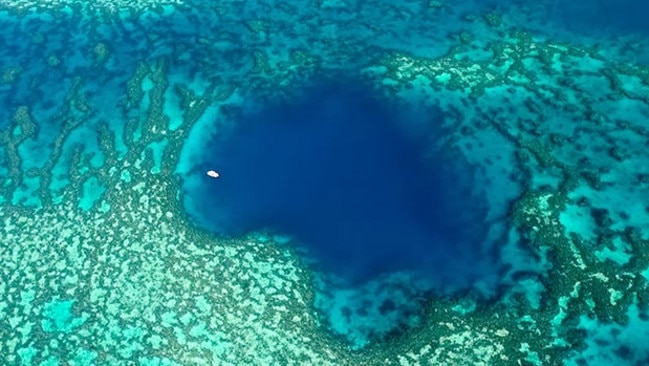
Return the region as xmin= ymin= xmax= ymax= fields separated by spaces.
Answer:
xmin=187 ymin=75 xmax=499 ymax=290
xmin=552 ymin=0 xmax=649 ymax=37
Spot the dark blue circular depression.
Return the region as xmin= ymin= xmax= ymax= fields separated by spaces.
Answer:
xmin=182 ymin=74 xmax=496 ymax=290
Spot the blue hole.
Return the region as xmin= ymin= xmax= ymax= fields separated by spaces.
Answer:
xmin=181 ymin=74 xmax=505 ymax=345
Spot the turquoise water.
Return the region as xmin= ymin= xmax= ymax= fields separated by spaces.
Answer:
xmin=1 ymin=0 xmax=649 ymax=365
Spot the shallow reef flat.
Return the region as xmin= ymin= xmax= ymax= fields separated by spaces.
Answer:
xmin=0 ymin=0 xmax=184 ymax=14
xmin=1 ymin=0 xmax=649 ymax=365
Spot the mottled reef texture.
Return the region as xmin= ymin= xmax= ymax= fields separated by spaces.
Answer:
xmin=1 ymin=1 xmax=649 ymax=365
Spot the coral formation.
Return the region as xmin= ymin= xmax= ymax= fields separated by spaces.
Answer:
xmin=1 ymin=0 xmax=648 ymax=365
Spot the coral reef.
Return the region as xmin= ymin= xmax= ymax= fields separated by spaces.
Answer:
xmin=1 ymin=0 xmax=648 ymax=365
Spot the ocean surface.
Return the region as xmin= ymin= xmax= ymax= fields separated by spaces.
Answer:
xmin=1 ymin=0 xmax=648 ymax=365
